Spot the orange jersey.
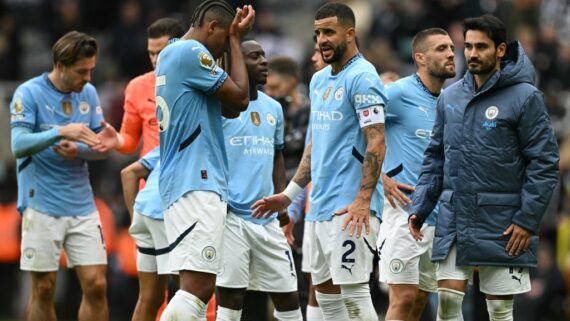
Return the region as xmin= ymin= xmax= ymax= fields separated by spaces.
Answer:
xmin=117 ymin=71 xmax=159 ymax=157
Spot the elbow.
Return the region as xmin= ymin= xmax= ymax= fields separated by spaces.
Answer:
xmin=11 ymin=145 xmax=28 ymax=159
xmin=120 ymin=168 xmax=134 ymax=185
xmin=231 ymin=93 xmax=250 ymax=112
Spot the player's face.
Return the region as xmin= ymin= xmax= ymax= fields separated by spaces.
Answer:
xmin=241 ymin=40 xmax=268 ymax=85
xmin=148 ymin=35 xmax=170 ymax=69
xmin=314 ymin=16 xmax=348 ymax=64
xmin=424 ymin=34 xmax=456 ymax=79
xmin=464 ymin=30 xmax=505 ymax=75
xmin=206 ymin=25 xmax=229 ymax=59
xmin=311 ymin=42 xmax=327 ymax=71
xmin=57 ymin=55 xmax=97 ymax=93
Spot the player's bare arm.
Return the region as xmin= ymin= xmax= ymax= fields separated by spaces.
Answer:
xmin=216 ymin=6 xmax=255 ymax=113
xmin=338 ymin=123 xmax=385 ymax=238
xmin=121 ymin=162 xmax=151 ymax=220
xmin=251 ymin=142 xmax=312 ymax=218
xmin=273 ymin=150 xmax=291 ymax=227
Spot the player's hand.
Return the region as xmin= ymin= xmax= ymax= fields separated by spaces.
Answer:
xmin=336 ymin=197 xmax=370 ymax=238
xmin=92 ymin=121 xmax=119 ymax=153
xmin=58 ymin=123 xmax=100 ymax=146
xmin=408 ymin=215 xmax=423 ymax=241
xmin=230 ymin=5 xmax=255 ymax=39
xmin=382 ymin=173 xmax=414 ymax=208
xmin=251 ymin=193 xmax=292 ymax=219
xmin=281 ymin=216 xmax=295 ymax=245
xmin=504 ymin=224 xmax=532 ymax=256
xmin=53 ymin=140 xmax=78 ymax=160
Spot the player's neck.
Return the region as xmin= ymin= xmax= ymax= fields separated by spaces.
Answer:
xmin=47 ymin=71 xmax=71 ymax=94
xmin=249 ymin=84 xmax=259 ymax=101
xmin=331 ymin=46 xmax=359 ymax=74
xmin=416 ymin=70 xmax=444 ymax=95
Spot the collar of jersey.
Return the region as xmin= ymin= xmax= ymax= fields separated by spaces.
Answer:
xmin=331 ymin=53 xmax=362 ymax=76
xmin=43 ymin=73 xmax=70 ymax=95
xmin=413 ymin=73 xmax=439 ymax=98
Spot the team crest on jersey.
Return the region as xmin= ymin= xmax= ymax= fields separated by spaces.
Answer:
xmin=96 ymin=106 xmax=103 ymax=114
xmin=62 ymin=101 xmax=73 ymax=115
xmin=389 ymin=259 xmax=404 ymax=274
xmin=322 ymin=86 xmax=332 ymax=101
xmin=266 ymin=113 xmax=276 ymax=126
xmin=198 ymin=51 xmax=214 ymax=70
xmin=79 ymin=101 xmax=90 ymax=114
xmin=334 ymin=87 xmax=344 ymax=101
xmin=23 ymin=248 xmax=35 ymax=260
xmin=202 ymin=246 xmax=216 ymax=261
xmin=14 ymin=98 xmax=24 ymax=114
xmin=250 ymin=111 xmax=261 ymax=126
xmin=485 ymin=106 xmax=499 ymax=120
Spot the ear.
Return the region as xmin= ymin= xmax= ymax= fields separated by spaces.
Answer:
xmin=414 ymin=52 xmax=425 ymax=66
xmin=496 ymin=42 xmax=507 ymax=59
xmin=346 ymin=26 xmax=356 ymax=42
xmin=54 ymin=62 xmax=64 ymax=73
xmin=206 ymin=19 xmax=218 ymax=35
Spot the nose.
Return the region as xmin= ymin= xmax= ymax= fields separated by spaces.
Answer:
xmin=84 ymin=71 xmax=91 ymax=83
xmin=260 ymin=55 xmax=268 ymax=66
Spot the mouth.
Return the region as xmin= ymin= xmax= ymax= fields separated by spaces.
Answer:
xmin=320 ymin=45 xmax=333 ymax=57
xmin=260 ymin=69 xmax=268 ymax=76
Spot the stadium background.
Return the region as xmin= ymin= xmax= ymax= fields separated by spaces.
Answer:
xmin=0 ymin=0 xmax=569 ymax=320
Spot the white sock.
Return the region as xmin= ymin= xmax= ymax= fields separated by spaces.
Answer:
xmin=340 ymin=283 xmax=378 ymax=321
xmin=486 ymin=299 xmax=513 ymax=321
xmin=274 ymin=308 xmax=303 ymax=321
xmin=159 ymin=290 xmax=206 ymax=321
xmin=436 ymin=288 xmax=464 ymax=321
xmin=215 ymin=306 xmax=242 ymax=321
xmin=306 ymin=305 xmax=324 ymax=321
xmin=315 ymin=291 xmax=350 ymax=321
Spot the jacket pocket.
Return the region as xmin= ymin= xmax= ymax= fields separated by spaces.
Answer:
xmin=439 ymin=190 xmax=454 ymax=203
xmin=475 ymin=192 xmax=520 ymax=238
xmin=476 ymin=193 xmax=520 ymax=207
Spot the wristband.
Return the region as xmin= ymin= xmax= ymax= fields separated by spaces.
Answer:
xmin=282 ymin=181 xmax=303 ymax=201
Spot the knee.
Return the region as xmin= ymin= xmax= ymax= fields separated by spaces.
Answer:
xmin=271 ymin=292 xmax=300 ymax=311
xmin=390 ymin=289 xmax=416 ymax=310
xmin=32 ymin=277 xmax=56 ymax=301
xmin=139 ymin=291 xmax=165 ymax=311
xmin=217 ymin=287 xmax=245 ymax=310
xmin=83 ymin=274 xmax=107 ymax=300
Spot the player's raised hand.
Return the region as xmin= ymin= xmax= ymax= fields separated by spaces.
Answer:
xmin=382 ymin=173 xmax=415 ymax=208
xmin=58 ymin=123 xmax=100 ymax=146
xmin=336 ymin=197 xmax=370 ymax=238
xmin=251 ymin=193 xmax=292 ymax=219
xmin=54 ymin=139 xmax=78 ymax=160
xmin=230 ymin=5 xmax=255 ymax=39
xmin=408 ymin=215 xmax=423 ymax=241
xmin=92 ymin=121 xmax=119 ymax=153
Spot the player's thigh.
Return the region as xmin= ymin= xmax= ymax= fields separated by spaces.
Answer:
xmin=250 ymin=219 xmax=297 ymax=293
xmin=142 ymin=215 xmax=172 ymax=275
xmin=64 ymin=211 xmax=107 ymax=268
xmin=20 ymin=208 xmax=66 ymax=272
xmin=435 ymin=244 xmax=473 ymax=290
xmin=478 ymin=266 xmax=530 ymax=296
xmin=327 ymin=214 xmax=380 ymax=285
xmin=129 ymin=212 xmax=158 ymax=273
xmin=216 ymin=212 xmax=251 ymax=289
xmin=165 ymin=191 xmax=227 ymax=274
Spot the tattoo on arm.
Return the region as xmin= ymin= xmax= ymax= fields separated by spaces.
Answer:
xmin=359 ymin=124 xmax=385 ymax=195
xmin=291 ymin=141 xmax=312 ymax=187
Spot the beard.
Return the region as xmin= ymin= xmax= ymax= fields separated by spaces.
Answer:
xmin=466 ymin=57 xmax=496 ymax=75
xmin=322 ymin=42 xmax=347 ymax=64
xmin=428 ymin=61 xmax=456 ymax=79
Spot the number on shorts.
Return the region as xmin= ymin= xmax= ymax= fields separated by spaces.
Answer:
xmin=342 ymin=240 xmax=356 ymax=263
xmin=156 ymin=75 xmax=170 ymax=132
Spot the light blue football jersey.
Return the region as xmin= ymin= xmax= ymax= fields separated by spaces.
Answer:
xmin=223 ymin=91 xmax=284 ymax=224
xmin=376 ymin=74 xmax=439 ymax=225
xmin=134 ymin=147 xmax=164 ymax=220
xmin=155 ymin=39 xmax=229 ymax=208
xmin=10 ymin=73 xmax=103 ymax=216
xmin=307 ymin=54 xmax=387 ymax=222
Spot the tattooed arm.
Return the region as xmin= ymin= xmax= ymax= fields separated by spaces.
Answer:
xmin=290 ymin=141 xmax=312 ymax=188
xmin=338 ymin=123 xmax=385 ymax=238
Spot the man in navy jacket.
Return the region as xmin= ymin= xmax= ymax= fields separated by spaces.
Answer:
xmin=408 ymin=14 xmax=559 ymax=321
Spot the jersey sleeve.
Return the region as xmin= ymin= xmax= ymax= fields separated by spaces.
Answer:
xmin=10 ymin=85 xmax=36 ymax=130
xmin=274 ymin=102 xmax=285 ymax=150
xmin=384 ymin=81 xmax=403 ymax=119
xmin=181 ymin=43 xmax=228 ymax=95
xmin=86 ymin=85 xmax=104 ymax=131
xmin=350 ymin=72 xmax=387 ymax=111
xmin=138 ymin=147 xmax=160 ymax=171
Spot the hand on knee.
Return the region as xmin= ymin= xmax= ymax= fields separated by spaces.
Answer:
xmin=486 ymin=299 xmax=513 ymax=321
xmin=437 ymin=288 xmax=464 ymax=321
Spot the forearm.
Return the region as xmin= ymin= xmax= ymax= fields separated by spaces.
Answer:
xmin=115 ymin=113 xmax=142 ymax=154
xmin=121 ymin=170 xmax=139 ymax=220
xmin=77 ymin=142 xmax=109 ymax=160
xmin=227 ymin=36 xmax=249 ymax=111
xmin=357 ymin=126 xmax=385 ymax=201
xmin=11 ymin=127 xmax=60 ymax=158
xmin=272 ymin=151 xmax=287 ymax=193
xmin=291 ymin=142 xmax=312 ymax=188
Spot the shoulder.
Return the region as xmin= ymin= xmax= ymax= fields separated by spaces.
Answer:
xmin=17 ymin=75 xmax=45 ymax=94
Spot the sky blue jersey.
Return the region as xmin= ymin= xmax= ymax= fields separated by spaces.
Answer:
xmin=376 ymin=74 xmax=439 ymax=225
xmin=307 ymin=54 xmax=387 ymax=222
xmin=134 ymin=147 xmax=163 ymax=220
xmin=10 ymin=73 xmax=103 ymax=216
xmin=223 ymin=91 xmax=284 ymax=224
xmin=155 ymin=39 xmax=229 ymax=208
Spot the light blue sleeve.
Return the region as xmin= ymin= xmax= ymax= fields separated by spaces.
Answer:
xmin=384 ymin=81 xmax=402 ymax=117
xmin=350 ymin=72 xmax=387 ymax=111
xmin=139 ymin=147 xmax=160 ymax=171
xmin=181 ymin=43 xmax=228 ymax=95
xmin=11 ymin=126 xmax=60 ymax=158
xmin=287 ymin=187 xmax=307 ymax=223
xmin=10 ymin=86 xmax=36 ymax=130
xmin=76 ymin=143 xmax=108 ymax=160
xmin=275 ymin=102 xmax=285 ymax=149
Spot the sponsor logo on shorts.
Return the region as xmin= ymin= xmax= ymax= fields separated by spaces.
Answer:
xmin=23 ymin=248 xmax=35 ymax=260
xmin=341 ymin=263 xmax=354 ymax=275
xmin=389 ymin=259 xmax=404 ymax=274
xmin=202 ymin=246 xmax=216 ymax=261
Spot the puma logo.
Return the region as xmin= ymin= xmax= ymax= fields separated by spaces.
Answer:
xmin=341 ymin=264 xmax=354 ymax=275
xmin=511 ymin=275 xmax=522 ymax=285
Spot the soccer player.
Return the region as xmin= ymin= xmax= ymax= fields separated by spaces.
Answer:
xmin=121 ymin=147 xmax=175 ymax=321
xmin=155 ymin=2 xmax=255 ymax=320
xmin=252 ymin=3 xmax=387 ymax=320
xmin=9 ymin=31 xmax=114 ymax=321
xmin=376 ymin=28 xmax=456 ymax=321
xmin=115 ymin=18 xmax=185 ymax=157
xmin=409 ymin=15 xmax=559 ymax=320
xmin=215 ymin=39 xmax=302 ymax=321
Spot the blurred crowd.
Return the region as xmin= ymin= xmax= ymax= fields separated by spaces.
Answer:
xmin=1 ymin=0 xmax=570 ymax=320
